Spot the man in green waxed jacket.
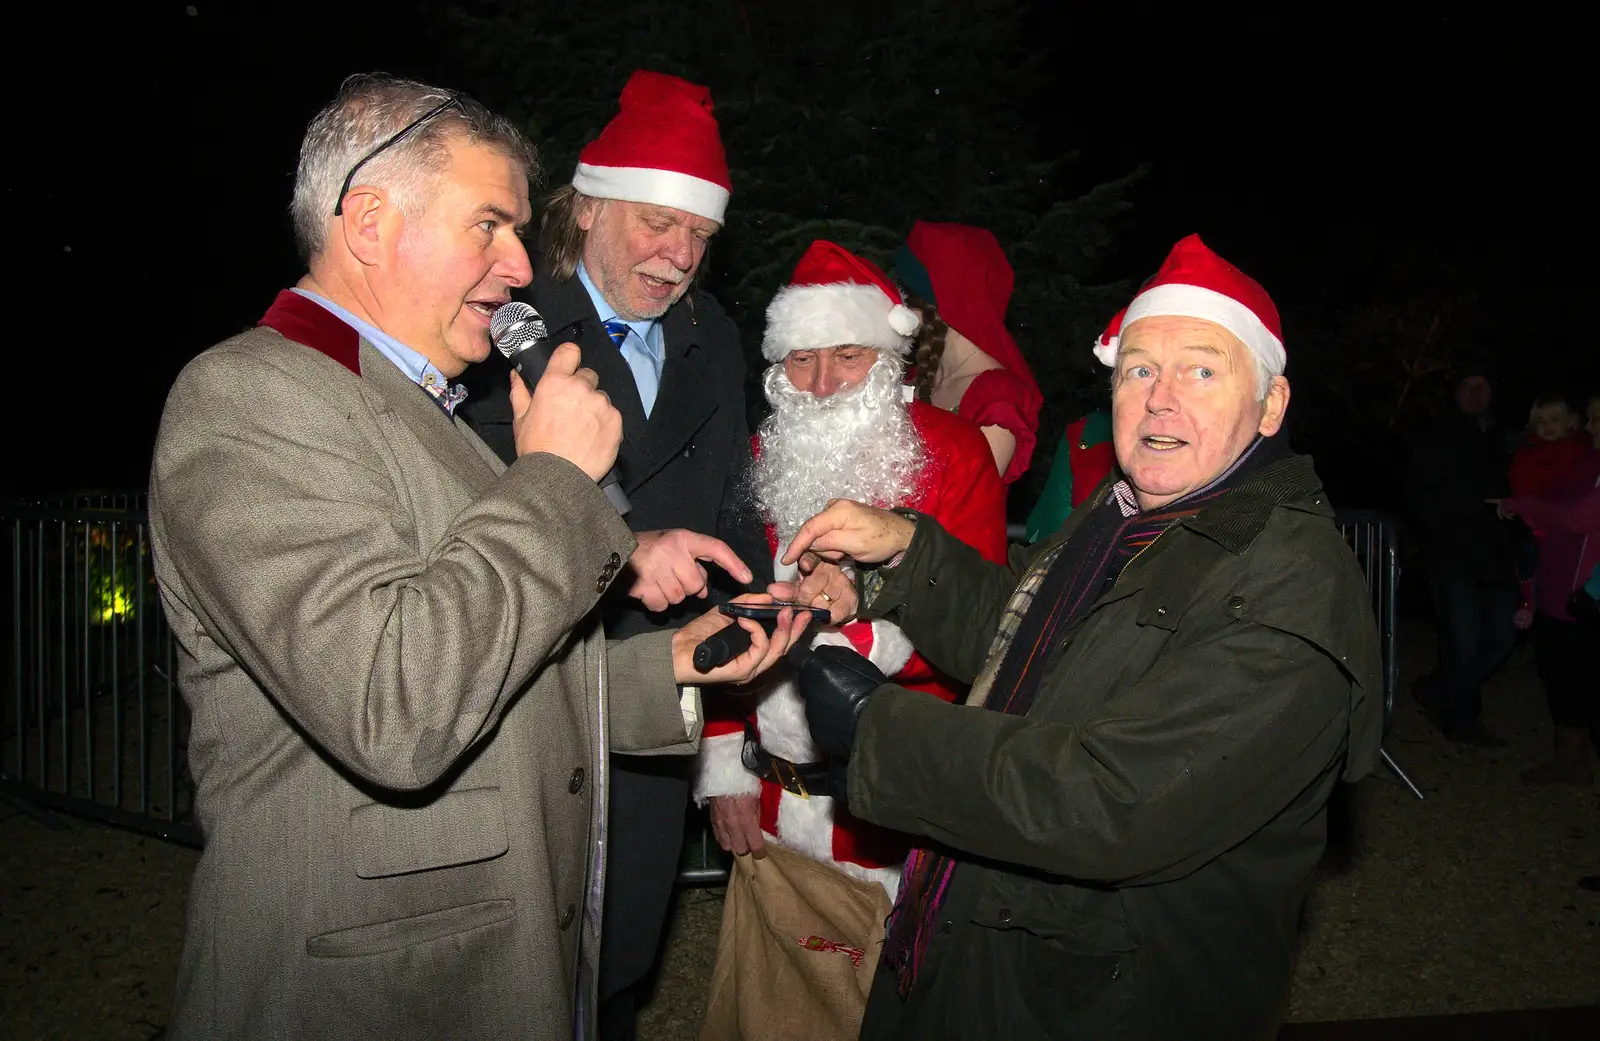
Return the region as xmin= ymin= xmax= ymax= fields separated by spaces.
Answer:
xmin=775 ymin=235 xmax=1384 ymax=1041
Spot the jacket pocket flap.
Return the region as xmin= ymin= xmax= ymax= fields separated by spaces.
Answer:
xmin=306 ymin=898 xmax=514 ymax=958
xmin=348 ymin=786 xmax=508 ymax=879
xmin=972 ymin=875 xmax=1137 ymax=953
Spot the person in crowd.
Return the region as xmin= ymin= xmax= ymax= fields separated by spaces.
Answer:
xmin=781 ymin=234 xmax=1384 ymax=1041
xmin=694 ymin=241 xmax=1006 ymax=1041
xmin=147 ymin=73 xmax=804 ymax=1040
xmin=1511 ymin=393 xmax=1589 ymax=497
xmin=893 ymin=221 xmax=1043 ymax=485
xmin=1507 ymin=392 xmax=1590 ymax=628
xmin=1494 ymin=391 xmax=1600 ymax=784
xmin=456 ymin=70 xmax=770 ymax=1041
xmin=1406 ymin=371 xmax=1519 ymax=747
xmin=1023 ymin=408 xmax=1115 ymax=542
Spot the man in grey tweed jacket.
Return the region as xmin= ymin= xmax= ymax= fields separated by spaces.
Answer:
xmin=148 ymin=74 xmax=803 ymax=1041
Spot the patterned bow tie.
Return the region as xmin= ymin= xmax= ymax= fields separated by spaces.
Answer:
xmin=420 ymin=371 xmax=469 ymax=415
xmin=604 ymin=319 xmax=631 ymax=348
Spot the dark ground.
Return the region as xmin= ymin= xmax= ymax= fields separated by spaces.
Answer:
xmin=2 ymin=620 xmax=1596 ymax=1039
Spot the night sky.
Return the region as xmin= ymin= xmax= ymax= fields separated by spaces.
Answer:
xmin=20 ymin=4 xmax=1584 ymax=499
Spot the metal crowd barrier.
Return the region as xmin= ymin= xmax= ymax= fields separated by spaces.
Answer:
xmin=0 ymin=497 xmax=732 ymax=877
xmin=1 ymin=498 xmax=1417 ymax=887
xmin=2 ymin=499 xmax=198 ymax=844
xmin=1333 ymin=510 xmax=1423 ymax=799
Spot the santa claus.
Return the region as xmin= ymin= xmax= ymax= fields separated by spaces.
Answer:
xmin=696 ymin=240 xmax=1008 ymax=900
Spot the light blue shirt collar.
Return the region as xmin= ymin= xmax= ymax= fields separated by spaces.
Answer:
xmin=575 ymin=263 xmax=664 ymax=417
xmin=289 ymin=288 xmax=463 ymax=403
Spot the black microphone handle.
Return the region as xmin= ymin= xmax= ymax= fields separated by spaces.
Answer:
xmin=693 ymin=620 xmax=752 ymax=673
xmin=508 ymin=345 xmax=631 ymax=515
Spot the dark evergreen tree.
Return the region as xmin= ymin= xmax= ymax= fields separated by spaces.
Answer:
xmin=440 ymin=0 xmax=1143 ymax=508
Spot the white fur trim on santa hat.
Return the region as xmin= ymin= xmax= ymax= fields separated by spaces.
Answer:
xmin=572 ymin=162 xmax=729 ymax=224
xmin=693 ymin=731 xmax=761 ymax=806
xmin=773 ymin=791 xmax=903 ymax=900
xmin=1096 ymin=283 xmax=1286 ymax=374
xmin=762 ymin=283 xmax=917 ymax=362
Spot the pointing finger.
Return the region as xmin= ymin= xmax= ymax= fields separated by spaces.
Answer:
xmin=687 ymin=534 xmax=753 ymax=585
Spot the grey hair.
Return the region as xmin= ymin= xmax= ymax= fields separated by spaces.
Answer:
xmin=536 ymin=183 xmax=715 ymax=286
xmin=291 ymin=73 xmax=539 ymax=262
xmin=539 ymin=184 xmax=591 ymax=281
xmin=1249 ymin=353 xmax=1276 ymax=401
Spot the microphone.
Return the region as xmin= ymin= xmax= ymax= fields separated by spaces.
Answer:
xmin=692 ymin=621 xmax=753 ymax=673
xmin=491 ymin=301 xmax=631 ymax=515
xmin=693 ymin=615 xmax=821 ymax=676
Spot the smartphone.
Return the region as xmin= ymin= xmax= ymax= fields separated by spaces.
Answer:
xmin=693 ymin=603 xmax=831 ymax=673
xmin=720 ymin=601 xmax=832 ymax=623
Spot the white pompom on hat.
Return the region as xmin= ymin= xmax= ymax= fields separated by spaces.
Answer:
xmin=762 ymin=240 xmax=921 ymax=363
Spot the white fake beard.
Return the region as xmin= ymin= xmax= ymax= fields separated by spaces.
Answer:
xmin=752 ymin=356 xmax=924 ymax=543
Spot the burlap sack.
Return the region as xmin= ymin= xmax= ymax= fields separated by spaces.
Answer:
xmin=699 ymin=843 xmax=893 ymax=1041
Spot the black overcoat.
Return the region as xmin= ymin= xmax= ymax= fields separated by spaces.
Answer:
xmin=459 ymin=269 xmax=769 ymax=999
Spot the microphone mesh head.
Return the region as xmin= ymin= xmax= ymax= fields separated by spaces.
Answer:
xmin=490 ymin=301 xmax=547 ymax=358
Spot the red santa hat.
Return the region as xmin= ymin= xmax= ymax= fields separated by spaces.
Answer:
xmin=762 ymin=240 xmax=922 ymax=363
xmin=1092 ymin=234 xmax=1284 ymax=375
xmin=900 ymin=221 xmax=1041 ymax=397
xmin=571 ymin=70 xmax=731 ymax=224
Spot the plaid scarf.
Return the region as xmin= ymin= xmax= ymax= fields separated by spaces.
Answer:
xmin=880 ymin=435 xmax=1285 ymax=997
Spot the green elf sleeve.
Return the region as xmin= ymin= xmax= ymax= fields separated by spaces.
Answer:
xmin=1022 ymin=411 xmax=1113 ymax=543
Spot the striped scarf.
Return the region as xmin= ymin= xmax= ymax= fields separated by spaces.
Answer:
xmin=880 ymin=435 xmax=1282 ymax=997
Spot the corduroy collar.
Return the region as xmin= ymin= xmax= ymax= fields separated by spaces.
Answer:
xmin=1181 ymin=450 xmax=1328 ymax=555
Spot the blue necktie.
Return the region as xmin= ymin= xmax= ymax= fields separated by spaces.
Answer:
xmin=604 ymin=319 xmax=659 ymax=417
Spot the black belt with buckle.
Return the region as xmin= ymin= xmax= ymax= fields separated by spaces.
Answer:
xmin=742 ymin=721 xmax=830 ymax=797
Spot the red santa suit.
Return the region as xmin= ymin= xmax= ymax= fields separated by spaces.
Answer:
xmin=695 ymin=400 xmax=1007 ymax=899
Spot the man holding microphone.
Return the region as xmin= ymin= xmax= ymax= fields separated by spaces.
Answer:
xmin=148 ymin=73 xmax=804 ymax=1041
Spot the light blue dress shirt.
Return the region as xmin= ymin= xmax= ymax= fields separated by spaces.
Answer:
xmin=576 ymin=263 xmax=665 ymax=418
xmin=290 ymin=288 xmax=466 ymax=412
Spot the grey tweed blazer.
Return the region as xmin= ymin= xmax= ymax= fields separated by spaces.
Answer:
xmin=149 ymin=302 xmax=698 ymax=1041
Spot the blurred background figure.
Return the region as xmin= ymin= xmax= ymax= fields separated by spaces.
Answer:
xmin=1022 ymin=408 xmax=1115 ymax=542
xmin=1406 ymin=372 xmax=1518 ymax=747
xmin=1507 ymin=392 xmax=1590 ymax=629
xmin=1495 ymin=390 xmax=1600 ymax=784
xmin=894 ymin=221 xmax=1043 ymax=488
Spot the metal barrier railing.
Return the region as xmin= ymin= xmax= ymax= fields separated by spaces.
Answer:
xmin=1333 ymin=510 xmax=1423 ymax=799
xmin=2 ymin=505 xmax=197 ymax=844
xmin=0 ymin=500 xmax=732 ymax=876
xmin=678 ymin=808 xmax=733 ymax=886
xmin=2 ymin=500 xmax=1417 ymax=884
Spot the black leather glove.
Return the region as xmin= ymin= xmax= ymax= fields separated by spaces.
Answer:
xmin=795 ymin=644 xmax=887 ymax=760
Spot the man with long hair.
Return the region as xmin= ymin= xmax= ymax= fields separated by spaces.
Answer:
xmin=458 ymin=70 xmax=769 ymax=1041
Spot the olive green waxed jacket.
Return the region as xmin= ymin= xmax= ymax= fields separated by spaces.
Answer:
xmin=850 ymin=454 xmax=1383 ymax=1041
